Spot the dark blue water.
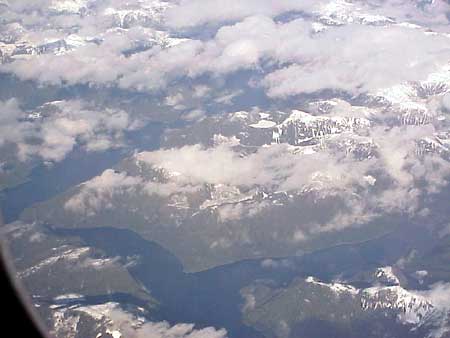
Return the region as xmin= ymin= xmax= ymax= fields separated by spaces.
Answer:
xmin=0 ymin=147 xmax=436 ymax=338
xmin=0 ymin=123 xmax=164 ymax=224
xmin=47 ymin=221 xmax=433 ymax=338
xmin=51 ymin=227 xmax=296 ymax=338
xmin=0 ymin=149 xmax=125 ymax=223
xmin=0 ymin=95 xmax=442 ymax=337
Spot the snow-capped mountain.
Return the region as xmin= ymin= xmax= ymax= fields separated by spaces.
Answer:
xmin=303 ymin=268 xmax=450 ymax=334
xmin=48 ymin=0 xmax=91 ymax=14
xmin=292 ymin=266 xmax=450 ymax=338
xmin=3 ymin=2 xmax=450 ymax=338
xmin=315 ymin=0 xmax=395 ymax=27
xmin=102 ymin=1 xmax=172 ymax=28
xmin=361 ymin=286 xmax=435 ymax=324
xmin=0 ymin=0 xmax=178 ymax=63
xmin=374 ymin=266 xmax=401 ymax=286
xmin=272 ymin=110 xmax=371 ymax=146
xmin=9 ymin=34 xmax=88 ymax=58
xmin=243 ymin=265 xmax=450 ymax=338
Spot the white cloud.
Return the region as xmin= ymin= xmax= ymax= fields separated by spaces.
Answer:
xmin=107 ymin=307 xmax=228 ymax=338
xmin=164 ymin=0 xmax=319 ymax=28
xmin=143 ymin=181 xmax=200 ymax=197
xmin=418 ymin=282 xmax=450 ymax=310
xmin=5 ymin=0 xmax=450 ymax=238
xmin=0 ymin=99 xmax=135 ymax=162
xmin=139 ymin=122 xmax=450 ymax=227
xmin=0 ymin=99 xmax=30 ymax=148
xmin=53 ymin=301 xmax=228 ymax=338
xmin=260 ymin=258 xmax=293 ymax=269
xmin=65 ymin=169 xmax=142 ymax=216
xmin=65 ymin=116 xmax=450 ymax=231
xmin=164 ymin=0 xmax=450 ymax=30
xmin=260 ymin=22 xmax=450 ymax=97
xmin=137 ymin=142 xmax=373 ymax=194
xmin=4 ymin=2 xmax=450 ymax=97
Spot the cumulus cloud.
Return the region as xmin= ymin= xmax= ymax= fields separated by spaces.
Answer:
xmin=260 ymin=258 xmax=293 ymax=269
xmin=124 ymin=15 xmax=450 ymax=94
xmin=65 ymin=169 xmax=142 ymax=216
xmin=0 ymin=99 xmax=135 ymax=162
xmin=418 ymin=282 xmax=450 ymax=310
xmin=216 ymin=200 xmax=271 ymax=223
xmin=59 ymin=302 xmax=228 ymax=338
xmin=139 ymin=124 xmax=448 ymax=199
xmin=4 ymin=0 xmax=450 ymax=238
xmin=107 ymin=308 xmax=228 ymax=338
xmin=164 ymin=0 xmax=319 ymax=28
xmin=153 ymin=124 xmax=449 ymax=226
xmin=164 ymin=0 xmax=450 ymax=30
xmin=2 ymin=35 xmax=200 ymax=90
xmin=364 ymin=0 xmax=450 ymax=29
xmin=137 ymin=142 xmax=377 ymax=195
xmin=3 ymin=1 xmax=450 ymax=97
xmin=109 ymin=313 xmax=228 ymax=338
xmin=67 ymin=141 xmax=373 ymax=227
xmin=259 ymin=22 xmax=450 ymax=97
xmin=0 ymin=98 xmax=30 ymax=147
xmin=66 ymin=118 xmax=450 ymax=233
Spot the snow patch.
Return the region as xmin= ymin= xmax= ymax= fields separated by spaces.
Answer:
xmin=249 ymin=120 xmax=277 ymax=129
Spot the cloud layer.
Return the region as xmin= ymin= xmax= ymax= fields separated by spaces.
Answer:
xmin=65 ymin=118 xmax=450 ymax=234
xmin=2 ymin=0 xmax=450 ymax=97
xmin=0 ymin=99 xmax=136 ymax=162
